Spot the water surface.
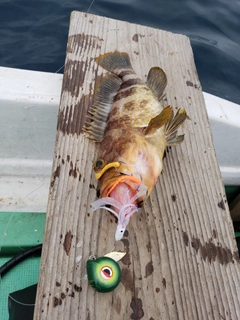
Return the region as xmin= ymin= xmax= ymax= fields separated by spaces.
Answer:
xmin=0 ymin=0 xmax=239 ymax=104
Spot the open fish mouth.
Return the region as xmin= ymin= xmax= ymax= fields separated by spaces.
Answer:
xmin=91 ymin=183 xmax=148 ymax=240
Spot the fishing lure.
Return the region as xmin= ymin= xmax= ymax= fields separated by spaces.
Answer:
xmin=86 ymin=252 xmax=125 ymax=293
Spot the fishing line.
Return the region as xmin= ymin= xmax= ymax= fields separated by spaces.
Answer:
xmin=52 ymin=0 xmax=97 ymax=76
xmin=0 ymin=99 xmax=47 ymax=313
xmin=87 ymin=0 xmax=96 ymax=13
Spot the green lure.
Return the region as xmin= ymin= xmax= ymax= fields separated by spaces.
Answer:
xmin=86 ymin=256 xmax=121 ymax=293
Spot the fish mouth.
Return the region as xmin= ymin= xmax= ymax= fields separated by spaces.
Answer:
xmin=102 ymin=175 xmax=143 ymax=196
xmin=100 ymin=175 xmax=147 ymax=210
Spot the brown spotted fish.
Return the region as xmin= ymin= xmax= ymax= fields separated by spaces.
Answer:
xmin=84 ymin=51 xmax=187 ymax=240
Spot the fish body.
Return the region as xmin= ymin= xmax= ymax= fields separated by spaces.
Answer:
xmin=85 ymin=51 xmax=187 ymax=240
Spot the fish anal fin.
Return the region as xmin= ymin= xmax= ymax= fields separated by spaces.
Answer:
xmin=166 ymin=132 xmax=185 ymax=146
xmin=143 ymin=106 xmax=173 ymax=136
xmin=146 ymin=67 xmax=167 ymax=100
xmin=83 ymin=74 xmax=122 ymax=141
xmin=165 ymin=108 xmax=187 ymax=146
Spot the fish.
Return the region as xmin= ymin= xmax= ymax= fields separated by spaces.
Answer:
xmin=84 ymin=51 xmax=187 ymax=241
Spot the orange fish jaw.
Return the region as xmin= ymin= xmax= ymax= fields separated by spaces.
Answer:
xmin=98 ymin=168 xmax=146 ymax=202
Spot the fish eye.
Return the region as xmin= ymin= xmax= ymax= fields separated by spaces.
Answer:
xmin=93 ymin=159 xmax=106 ymax=171
xmin=100 ymin=266 xmax=113 ymax=280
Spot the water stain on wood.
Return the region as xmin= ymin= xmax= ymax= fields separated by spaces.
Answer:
xmin=144 ymin=261 xmax=154 ymax=278
xmin=115 ymin=296 xmax=121 ymax=315
xmin=124 ymin=230 xmax=129 ymax=237
xmin=132 ymin=33 xmax=145 ymax=43
xmin=218 ymin=199 xmax=226 ymax=210
xmin=162 ymin=278 xmax=166 ymax=289
xmin=146 ymin=242 xmax=151 ymax=252
xmin=53 ymin=297 xmax=62 ymax=307
xmin=69 ymin=164 xmax=78 ymax=178
xmin=132 ymin=34 xmax=139 ymax=42
xmin=121 ymin=238 xmax=131 ymax=265
xmin=186 ymin=80 xmax=200 ymax=90
xmin=121 ymin=238 xmax=129 ymax=247
xmin=68 ymin=33 xmax=103 ymax=56
xmin=51 ymin=165 xmax=61 ymax=187
xmin=121 ymin=268 xmax=134 ymax=291
xmin=57 ymin=95 xmax=90 ymax=135
xmin=183 ymin=231 xmax=189 ymax=247
xmin=212 ymin=229 xmax=217 ymax=238
xmin=183 ymin=231 xmax=239 ymax=265
xmin=121 ymin=252 xmax=131 ymax=266
xmin=74 ymin=284 xmax=82 ymax=292
xmin=63 ymin=231 xmax=73 ymax=256
xmin=130 ymin=297 xmax=144 ymax=319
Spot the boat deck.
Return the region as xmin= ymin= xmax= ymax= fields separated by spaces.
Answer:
xmin=14 ymin=11 xmax=240 ymax=320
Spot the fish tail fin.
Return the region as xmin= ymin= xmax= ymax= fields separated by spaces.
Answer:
xmin=95 ymin=51 xmax=133 ymax=75
xmin=165 ymin=108 xmax=187 ymax=146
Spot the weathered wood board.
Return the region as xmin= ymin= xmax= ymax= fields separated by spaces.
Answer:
xmin=34 ymin=11 xmax=240 ymax=320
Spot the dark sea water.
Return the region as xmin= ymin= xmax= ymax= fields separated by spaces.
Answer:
xmin=0 ymin=0 xmax=239 ymax=104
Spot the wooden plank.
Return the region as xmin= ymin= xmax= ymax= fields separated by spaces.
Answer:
xmin=34 ymin=11 xmax=240 ymax=320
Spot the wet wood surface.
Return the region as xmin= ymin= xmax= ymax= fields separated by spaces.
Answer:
xmin=34 ymin=11 xmax=240 ymax=320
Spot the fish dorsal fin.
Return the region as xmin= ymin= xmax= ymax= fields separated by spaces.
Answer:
xmin=146 ymin=67 xmax=167 ymax=100
xmin=83 ymin=74 xmax=122 ymax=141
xmin=143 ymin=106 xmax=173 ymax=136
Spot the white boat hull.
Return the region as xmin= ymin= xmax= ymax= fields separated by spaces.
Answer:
xmin=0 ymin=67 xmax=239 ymax=211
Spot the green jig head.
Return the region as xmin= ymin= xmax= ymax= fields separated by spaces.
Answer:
xmin=86 ymin=252 xmax=125 ymax=293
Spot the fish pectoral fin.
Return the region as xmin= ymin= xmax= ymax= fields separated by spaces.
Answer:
xmin=143 ymin=105 xmax=173 ymax=136
xmin=146 ymin=67 xmax=167 ymax=100
xmin=83 ymin=74 xmax=122 ymax=141
xmin=165 ymin=108 xmax=187 ymax=146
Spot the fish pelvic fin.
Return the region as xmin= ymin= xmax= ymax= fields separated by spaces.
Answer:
xmin=165 ymin=108 xmax=187 ymax=146
xmin=143 ymin=106 xmax=173 ymax=136
xmin=146 ymin=67 xmax=167 ymax=100
xmin=83 ymin=74 xmax=122 ymax=141
xmin=95 ymin=51 xmax=133 ymax=75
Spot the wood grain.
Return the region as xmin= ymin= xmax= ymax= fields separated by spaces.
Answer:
xmin=34 ymin=11 xmax=240 ymax=320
